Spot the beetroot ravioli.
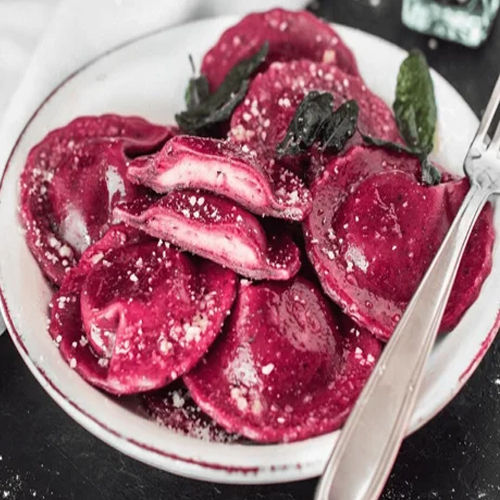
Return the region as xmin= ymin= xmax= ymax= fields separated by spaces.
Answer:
xmin=185 ymin=277 xmax=381 ymax=442
xmin=127 ymin=135 xmax=312 ymax=221
xmin=201 ymin=8 xmax=359 ymax=91
xmin=20 ymin=114 xmax=176 ymax=285
xmin=303 ymin=146 xmax=494 ymax=341
xmin=114 ymin=190 xmax=301 ymax=280
xmin=20 ymin=9 xmax=495 ymax=444
xmin=49 ymin=224 xmax=237 ymax=394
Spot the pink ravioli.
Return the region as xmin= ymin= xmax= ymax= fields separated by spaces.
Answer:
xmin=303 ymin=146 xmax=495 ymax=341
xmin=229 ymin=59 xmax=401 ymax=165
xmin=20 ymin=114 xmax=176 ymax=285
xmin=127 ymin=135 xmax=312 ymax=221
xmin=142 ymin=382 xmax=240 ymax=443
xmin=184 ymin=277 xmax=382 ymax=443
xmin=201 ymin=8 xmax=359 ymax=92
xmin=114 ymin=191 xmax=301 ymax=281
xmin=49 ymin=224 xmax=237 ymax=395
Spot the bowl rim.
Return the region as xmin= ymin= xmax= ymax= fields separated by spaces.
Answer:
xmin=0 ymin=15 xmax=499 ymax=485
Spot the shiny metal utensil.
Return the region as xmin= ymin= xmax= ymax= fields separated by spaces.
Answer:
xmin=315 ymin=74 xmax=500 ymax=500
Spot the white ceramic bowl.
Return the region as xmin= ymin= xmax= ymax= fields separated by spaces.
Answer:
xmin=0 ymin=16 xmax=498 ymax=484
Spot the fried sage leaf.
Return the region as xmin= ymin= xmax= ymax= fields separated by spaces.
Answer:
xmin=360 ymin=133 xmax=414 ymax=154
xmin=393 ymin=49 xmax=437 ymax=156
xmin=276 ymin=91 xmax=334 ymax=157
xmin=276 ymin=92 xmax=358 ymax=157
xmin=421 ymin=157 xmax=441 ymax=186
xmin=176 ymin=43 xmax=269 ymax=135
xmin=321 ymin=100 xmax=359 ymax=153
xmin=362 ymin=50 xmax=440 ymax=186
xmin=360 ymin=133 xmax=441 ymax=186
xmin=185 ymin=76 xmax=210 ymax=111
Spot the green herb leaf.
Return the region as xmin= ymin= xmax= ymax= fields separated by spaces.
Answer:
xmin=276 ymin=93 xmax=358 ymax=157
xmin=185 ymin=75 xmax=210 ymax=111
xmin=184 ymin=55 xmax=210 ymax=111
xmin=276 ymin=91 xmax=334 ymax=157
xmin=361 ymin=50 xmax=440 ymax=186
xmin=393 ymin=49 xmax=437 ymax=155
xmin=177 ymin=79 xmax=249 ymax=133
xmin=360 ymin=133 xmax=442 ymax=185
xmin=321 ymin=100 xmax=359 ymax=153
xmin=420 ymin=157 xmax=441 ymax=186
xmin=176 ymin=42 xmax=269 ymax=135
xmin=359 ymin=133 xmax=415 ymax=155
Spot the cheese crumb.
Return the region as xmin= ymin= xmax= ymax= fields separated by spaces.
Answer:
xmin=261 ymin=363 xmax=275 ymax=375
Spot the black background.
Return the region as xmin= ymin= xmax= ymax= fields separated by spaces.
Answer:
xmin=1 ymin=0 xmax=499 ymax=498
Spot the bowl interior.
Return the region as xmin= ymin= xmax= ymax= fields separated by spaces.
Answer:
xmin=0 ymin=17 xmax=498 ymax=484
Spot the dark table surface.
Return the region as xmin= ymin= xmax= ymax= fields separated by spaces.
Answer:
xmin=1 ymin=1 xmax=499 ymax=499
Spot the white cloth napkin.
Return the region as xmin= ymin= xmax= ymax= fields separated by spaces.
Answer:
xmin=0 ymin=0 xmax=308 ymax=333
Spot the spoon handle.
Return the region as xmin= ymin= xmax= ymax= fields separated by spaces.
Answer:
xmin=315 ymin=182 xmax=491 ymax=500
